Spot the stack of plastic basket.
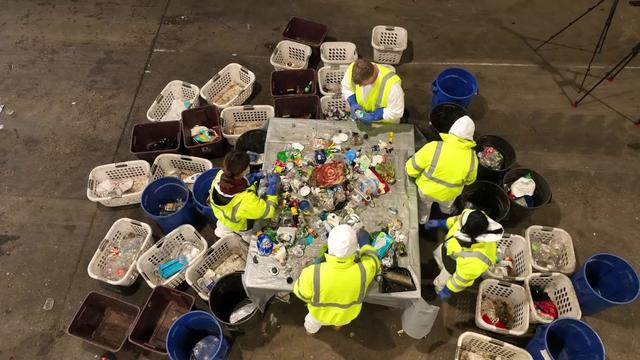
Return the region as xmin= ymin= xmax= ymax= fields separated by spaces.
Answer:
xmin=186 ymin=234 xmax=249 ymax=301
xmin=270 ymin=40 xmax=312 ymax=71
xmin=136 ymin=224 xmax=207 ymax=289
xmin=220 ymin=105 xmax=273 ymax=145
xmin=484 ymin=233 xmax=533 ymax=282
xmin=320 ymin=42 xmax=358 ymax=67
xmin=371 ymin=25 xmax=408 ymax=65
xmin=200 ymin=63 xmax=255 ymax=109
xmin=87 ymin=160 xmax=151 ymax=207
xmin=150 ymin=154 xmax=213 ymax=184
xmin=146 ymin=80 xmax=200 ymax=122
xmin=455 ymin=332 xmax=533 ymax=360
xmin=476 ymin=279 xmax=530 ymax=336
xmin=526 ymin=226 xmax=576 ymax=274
xmin=525 ymin=273 xmax=582 ymax=323
xmin=87 ymin=218 xmax=154 ymax=286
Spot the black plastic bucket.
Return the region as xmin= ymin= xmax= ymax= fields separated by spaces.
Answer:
xmin=429 ymin=102 xmax=469 ymax=134
xmin=235 ymin=129 xmax=267 ymax=154
xmin=475 ymin=135 xmax=516 ymax=183
xmin=501 ymin=168 xmax=552 ymax=225
xmin=208 ymin=271 xmax=261 ymax=331
xmin=458 ymin=181 xmax=510 ymax=222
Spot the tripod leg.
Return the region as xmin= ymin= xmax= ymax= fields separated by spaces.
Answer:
xmin=579 ymin=0 xmax=620 ymax=91
xmin=597 ymin=0 xmax=619 ymax=54
xmin=534 ymin=0 xmax=608 ymax=51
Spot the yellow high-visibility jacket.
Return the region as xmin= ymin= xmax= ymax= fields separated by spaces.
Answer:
xmin=405 ymin=133 xmax=478 ymax=202
xmin=293 ymin=244 xmax=381 ymax=326
xmin=345 ymin=62 xmax=401 ymax=124
xmin=208 ymin=171 xmax=277 ymax=232
xmin=442 ymin=209 xmax=497 ymax=293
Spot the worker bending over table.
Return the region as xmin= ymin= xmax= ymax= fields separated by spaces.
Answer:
xmin=341 ymin=59 xmax=405 ymax=124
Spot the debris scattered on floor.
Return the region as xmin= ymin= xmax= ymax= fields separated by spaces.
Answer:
xmin=212 ymin=83 xmax=244 ymax=105
xmin=480 ymin=297 xmax=512 ymax=329
xmin=505 ymin=173 xmax=536 ymax=207
xmin=530 ymin=285 xmax=558 ymax=322
xmin=43 ymin=297 xmax=55 ymax=311
xmin=323 ymin=105 xmax=350 ymax=121
xmin=477 ymin=146 xmax=504 ymax=170
xmin=190 ymin=125 xmax=221 ymax=144
xmin=100 ymin=232 xmax=146 ymax=281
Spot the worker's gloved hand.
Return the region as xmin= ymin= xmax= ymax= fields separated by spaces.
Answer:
xmin=314 ymin=244 xmax=328 ymax=264
xmin=347 ymin=95 xmax=364 ymax=120
xmin=438 ymin=286 xmax=452 ymax=301
xmin=356 ymin=229 xmax=371 ymax=248
xmin=358 ymin=108 xmax=384 ymax=124
xmin=266 ymin=174 xmax=281 ymax=195
xmin=246 ymin=172 xmax=264 ymax=185
xmin=424 ymin=219 xmax=447 ymax=230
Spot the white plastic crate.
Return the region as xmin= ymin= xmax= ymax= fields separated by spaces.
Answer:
xmin=321 ymin=95 xmax=351 ymax=120
xmin=525 ymin=226 xmax=576 ymax=274
xmin=150 ymin=154 xmax=213 ymax=184
xmin=185 ymin=234 xmax=249 ymax=301
xmin=146 ymin=80 xmax=200 ymax=122
xmin=220 ymin=105 xmax=273 ymax=145
xmin=455 ymin=332 xmax=533 ymax=360
xmin=270 ymin=40 xmax=312 ymax=71
xmin=200 ymin=63 xmax=255 ymax=109
xmin=87 ymin=218 xmax=153 ymax=286
xmin=485 ymin=233 xmax=532 ymax=282
xmin=320 ymin=42 xmax=358 ymax=65
xmin=318 ymin=65 xmax=348 ymax=96
xmin=136 ymin=224 xmax=207 ymax=289
xmin=87 ymin=160 xmax=151 ymax=207
xmin=525 ymin=273 xmax=582 ymax=324
xmin=371 ymin=25 xmax=408 ymax=65
xmin=476 ymin=279 xmax=530 ymax=336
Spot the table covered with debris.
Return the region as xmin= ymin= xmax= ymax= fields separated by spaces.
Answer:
xmin=243 ymin=118 xmax=433 ymax=335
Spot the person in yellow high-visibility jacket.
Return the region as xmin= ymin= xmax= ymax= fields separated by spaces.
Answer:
xmin=294 ymin=225 xmax=381 ymax=334
xmin=209 ymin=150 xmax=280 ymax=239
xmin=405 ymin=115 xmax=478 ymax=223
xmin=425 ymin=208 xmax=504 ymax=300
xmin=341 ymin=59 xmax=404 ymax=124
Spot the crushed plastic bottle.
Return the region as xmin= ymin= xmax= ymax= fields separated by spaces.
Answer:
xmin=190 ymin=335 xmax=221 ymax=360
xmin=477 ymin=146 xmax=504 ymax=171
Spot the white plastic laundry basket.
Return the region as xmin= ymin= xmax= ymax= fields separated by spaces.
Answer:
xmin=525 ymin=273 xmax=582 ymax=324
xmin=185 ymin=234 xmax=249 ymax=301
xmin=146 ymin=80 xmax=200 ymax=121
xmin=371 ymin=25 xmax=408 ymax=65
xmin=87 ymin=160 xmax=150 ymax=207
xmin=476 ymin=279 xmax=530 ymax=336
xmin=317 ymin=65 xmax=348 ymax=96
xmin=270 ymin=40 xmax=312 ymax=71
xmin=455 ymin=332 xmax=533 ymax=360
xmin=525 ymin=226 xmax=576 ymax=274
xmin=87 ymin=218 xmax=153 ymax=286
xmin=150 ymin=154 xmax=213 ymax=183
xmin=136 ymin=224 xmax=207 ymax=289
xmin=485 ymin=233 xmax=532 ymax=282
xmin=220 ymin=105 xmax=273 ymax=145
xmin=200 ymin=63 xmax=255 ymax=109
xmin=320 ymin=42 xmax=358 ymax=65
xmin=320 ymin=95 xmax=351 ymax=120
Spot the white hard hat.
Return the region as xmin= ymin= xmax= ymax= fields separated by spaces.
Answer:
xmin=449 ymin=115 xmax=475 ymax=140
xmin=327 ymin=224 xmax=357 ymax=258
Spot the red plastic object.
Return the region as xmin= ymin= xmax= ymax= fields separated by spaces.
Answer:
xmin=282 ymin=17 xmax=328 ymax=47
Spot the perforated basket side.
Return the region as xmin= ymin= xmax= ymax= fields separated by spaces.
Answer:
xmin=486 ymin=234 xmax=531 ymax=281
xmin=87 ymin=160 xmax=151 ymax=207
xmin=371 ymin=25 xmax=408 ymax=50
xmin=525 ymin=273 xmax=582 ymax=323
xmin=526 ymin=226 xmax=576 ymax=274
xmin=318 ymin=65 xmax=348 ymax=96
xmin=320 ymin=42 xmax=358 ymax=65
xmin=270 ymin=40 xmax=311 ymax=71
xmin=146 ymin=81 xmax=200 ymax=121
xmin=476 ymin=280 xmax=529 ymax=336
xmin=201 ymin=63 xmax=255 ymax=108
xmin=220 ymin=105 xmax=273 ymax=145
xmin=455 ymin=332 xmax=533 ymax=360
xmin=150 ymin=154 xmax=213 ymax=181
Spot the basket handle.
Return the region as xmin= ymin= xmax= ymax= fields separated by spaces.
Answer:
xmin=539 ymin=273 xmax=552 ymax=277
xmin=155 ymin=93 xmax=164 ymax=104
xmin=212 ymin=74 xmax=221 ymax=82
xmin=497 ymin=281 xmax=512 ymax=288
xmin=150 ymin=163 xmax=158 ymax=175
xmin=114 ymin=163 xmax=128 ymax=168
xmin=243 ymin=105 xmax=255 ymax=111
xmin=541 ymin=227 xmax=554 ymax=232
xmin=130 ymin=219 xmax=143 ymax=227
xmin=97 ymin=238 xmax=110 ymax=252
xmin=489 ymin=338 xmax=505 ymax=347
xmin=194 ymin=230 xmax=205 ymax=243
xmin=180 ymin=156 xmax=193 ymax=162
xmin=383 ymin=46 xmax=394 ymax=50
xmin=385 ymin=26 xmax=395 ymax=31
xmin=240 ymin=67 xmax=249 ymax=74
xmin=431 ymin=80 xmax=438 ymax=93
xmin=87 ymin=178 xmax=94 ymax=190
xmin=502 ymin=233 xmax=512 ymax=239
xmin=181 ymin=81 xmax=193 ymax=88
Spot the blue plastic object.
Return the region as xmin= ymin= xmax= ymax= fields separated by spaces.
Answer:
xmin=192 ymin=168 xmax=221 ymax=224
xmin=438 ymin=286 xmax=452 ymax=300
xmin=159 ymin=256 xmax=188 ymax=279
xmin=356 ymin=229 xmax=371 ymax=248
xmin=141 ymin=177 xmax=205 ymax=233
xmin=256 ymin=233 xmax=273 ymax=256
xmin=424 ymin=219 xmax=447 ymax=230
xmin=431 ymin=67 xmax=478 ymax=108
xmin=571 ymin=253 xmax=640 ymax=315
xmin=526 ymin=318 xmax=604 ymax=360
xmin=166 ymin=310 xmax=229 ymax=360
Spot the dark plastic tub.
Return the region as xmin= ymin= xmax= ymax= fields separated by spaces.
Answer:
xmin=235 ymin=129 xmax=267 ymax=154
xmin=129 ymin=286 xmax=194 ymax=355
xmin=274 ymin=95 xmax=321 ymax=119
xmin=67 ymin=292 xmax=140 ymax=352
xmin=131 ymin=121 xmax=182 ymax=163
xmin=475 ymin=135 xmax=516 ymax=183
xmin=501 ymin=168 xmax=552 ymax=225
xmin=429 ymin=102 xmax=469 ymax=134
xmin=270 ymin=69 xmax=317 ymax=97
xmin=458 ymin=181 xmax=510 ymax=222
xmin=282 ymin=17 xmax=328 ymax=47
xmin=181 ymin=105 xmax=227 ymax=159
xmin=208 ymin=271 xmax=261 ymax=331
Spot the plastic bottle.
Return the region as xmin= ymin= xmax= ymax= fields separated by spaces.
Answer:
xmin=256 ymin=231 xmax=273 ymax=256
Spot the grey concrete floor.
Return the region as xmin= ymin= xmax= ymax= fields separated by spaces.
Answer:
xmin=1 ymin=0 xmax=639 ymax=359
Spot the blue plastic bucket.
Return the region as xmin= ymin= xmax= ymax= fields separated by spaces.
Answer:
xmin=571 ymin=253 xmax=640 ymax=315
xmin=192 ymin=168 xmax=221 ymax=224
xmin=166 ymin=310 xmax=229 ymax=360
xmin=526 ymin=318 xmax=604 ymax=360
xmin=431 ymin=67 xmax=478 ymax=108
xmin=141 ymin=177 xmax=203 ymax=233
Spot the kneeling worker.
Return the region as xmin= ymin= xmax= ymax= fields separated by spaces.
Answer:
xmin=294 ymin=225 xmax=381 ymax=334
xmin=341 ymin=59 xmax=404 ymax=124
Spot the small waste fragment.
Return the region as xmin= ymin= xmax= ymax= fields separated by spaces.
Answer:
xmin=43 ymin=297 xmax=55 ymax=311
xmin=6 ymin=109 xmax=14 ymax=116
xmin=158 ymin=256 xmax=188 ymax=279
xmin=146 ymin=137 xmax=178 ymax=151
xmin=269 ymin=313 xmax=278 ymax=327
xmin=349 ymin=332 xmax=355 ymax=338
xmin=159 ymin=199 xmax=185 ymax=215
xmin=530 ymin=285 xmax=558 ymax=322
xmin=396 ymin=329 xmax=404 ymax=336
xmin=229 ymin=300 xmax=258 ymax=324
xmin=489 ymin=247 xmax=516 ymax=278
xmin=212 ymin=82 xmax=244 ymax=105
xmin=190 ymin=335 xmax=221 ymax=360
xmin=190 ymin=125 xmax=221 ymax=144
xmin=0 ymin=104 xmax=4 ymax=114
xmin=477 ymin=146 xmax=504 ymax=170
xmin=100 ymin=232 xmax=146 ymax=281
xmin=480 ymin=296 xmax=512 ymax=329
xmin=0 ymin=124 xmax=4 ymax=131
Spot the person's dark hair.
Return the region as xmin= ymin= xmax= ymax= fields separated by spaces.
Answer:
xmin=221 ymin=150 xmax=250 ymax=190
xmin=352 ymin=59 xmax=375 ymax=85
xmin=461 ymin=210 xmax=489 ymax=241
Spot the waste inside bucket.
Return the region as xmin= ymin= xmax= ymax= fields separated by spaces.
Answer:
xmin=166 ymin=310 xmax=229 ymax=360
xmin=271 ymin=69 xmax=317 ymax=97
xmin=429 ymin=102 xmax=470 ymax=135
xmin=208 ymin=271 xmax=260 ymax=329
xmin=193 ymin=168 xmax=221 ymax=223
xmin=476 ymin=135 xmax=516 ymax=183
xmin=572 ymin=253 xmax=640 ymax=315
xmin=431 ymin=68 xmax=478 ymax=108
xmin=181 ymin=105 xmax=227 ymax=159
xmin=526 ymin=318 xmax=605 ymax=360
xmin=130 ymin=121 xmax=182 ymax=163
xmin=502 ymin=168 xmax=551 ymax=225
xmin=459 ymin=181 xmax=510 ymax=222
xmin=141 ymin=177 xmax=204 ymax=233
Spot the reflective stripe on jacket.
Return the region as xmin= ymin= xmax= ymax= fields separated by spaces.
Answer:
xmin=208 ymin=171 xmax=278 ymax=232
xmin=345 ymin=62 xmax=401 ymax=124
xmin=293 ymin=244 xmax=381 ymax=325
xmin=405 ymin=133 xmax=478 ymax=202
xmin=442 ymin=209 xmax=497 ymax=293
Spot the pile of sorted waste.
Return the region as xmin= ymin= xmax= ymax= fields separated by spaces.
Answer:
xmin=488 ymin=247 xmax=516 ymax=278
xmin=480 ymin=296 xmax=513 ymax=330
xmin=477 ymin=146 xmax=504 ymax=171
xmin=530 ymin=285 xmax=559 ymax=322
xmin=504 ymin=173 xmax=536 ymax=207
xmin=95 ymin=177 xmax=148 ymax=198
xmin=323 ymin=105 xmax=351 ymax=121
xmin=212 ymin=83 xmax=245 ymax=104
xmin=530 ymin=235 xmax=565 ymax=271
xmin=190 ymin=125 xmax=221 ymax=144
xmin=100 ymin=232 xmax=147 ymax=281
